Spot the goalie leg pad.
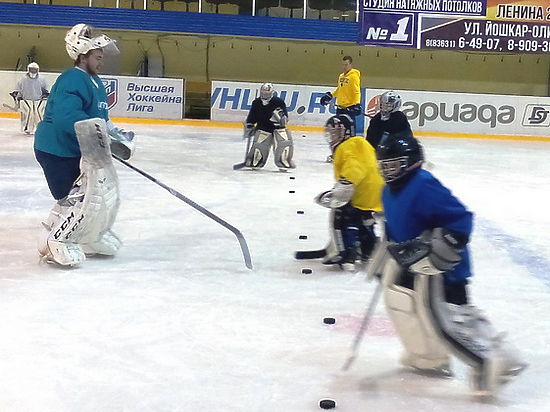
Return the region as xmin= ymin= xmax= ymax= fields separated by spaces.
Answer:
xmin=39 ymin=119 xmax=121 ymax=265
xmin=38 ymin=198 xmax=86 ymax=266
xmin=273 ymin=128 xmax=295 ymax=169
xmin=322 ymin=205 xmax=359 ymax=269
xmin=20 ymin=100 xmax=32 ymax=133
xmin=358 ymin=210 xmax=378 ymax=260
xmin=20 ymin=100 xmax=43 ymax=134
xmin=426 ymin=276 xmax=527 ymax=395
xmin=245 ymin=130 xmax=273 ymax=168
xmin=382 ymin=259 xmax=451 ymax=371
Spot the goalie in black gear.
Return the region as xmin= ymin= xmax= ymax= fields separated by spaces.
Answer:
xmin=366 ymin=90 xmax=411 ymax=149
xmin=243 ymin=83 xmax=295 ymax=171
xmin=373 ymin=130 xmax=526 ymax=396
xmin=314 ymin=114 xmax=384 ymax=271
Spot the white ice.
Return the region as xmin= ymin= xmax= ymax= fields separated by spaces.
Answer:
xmin=0 ymin=118 xmax=549 ymax=412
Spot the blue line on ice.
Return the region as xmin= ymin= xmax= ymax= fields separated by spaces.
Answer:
xmin=477 ymin=217 xmax=550 ymax=288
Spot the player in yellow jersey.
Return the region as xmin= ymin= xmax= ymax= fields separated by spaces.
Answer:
xmin=320 ymin=56 xmax=362 ymax=126
xmin=315 ymin=114 xmax=384 ymax=271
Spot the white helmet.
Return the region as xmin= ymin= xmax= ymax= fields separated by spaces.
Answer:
xmin=379 ymin=90 xmax=402 ymax=121
xmin=259 ymin=83 xmax=275 ymax=105
xmin=65 ymin=23 xmax=118 ymax=61
xmin=27 ymin=62 xmax=39 ymax=78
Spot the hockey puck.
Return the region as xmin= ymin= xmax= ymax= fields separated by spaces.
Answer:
xmin=289 ymin=190 xmax=295 ymax=193
xmin=297 ymin=105 xmax=306 ymax=114
xmin=323 ymin=317 xmax=336 ymax=325
xmin=289 ymin=176 xmax=295 ymax=180
xmin=297 ymin=210 xmax=304 ymax=214
xmin=302 ymin=268 xmax=313 ymax=274
xmin=319 ymin=399 xmax=336 ymax=409
xmin=299 ymin=235 xmax=308 ymax=240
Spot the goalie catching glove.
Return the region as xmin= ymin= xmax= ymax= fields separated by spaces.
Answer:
xmin=107 ymin=120 xmax=135 ymax=160
xmin=314 ymin=179 xmax=354 ymax=209
xmin=387 ymin=228 xmax=466 ymax=275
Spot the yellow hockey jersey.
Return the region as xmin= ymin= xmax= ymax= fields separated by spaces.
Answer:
xmin=332 ymin=68 xmax=361 ymax=108
xmin=333 ymin=136 xmax=384 ymax=212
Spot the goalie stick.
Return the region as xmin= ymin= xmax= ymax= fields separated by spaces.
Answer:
xmin=233 ymin=127 xmax=254 ymax=170
xmin=113 ymin=154 xmax=253 ymax=270
xmin=3 ymin=92 xmax=20 ymax=112
xmin=341 ymin=279 xmax=383 ymax=371
xmin=2 ymin=103 xmax=18 ymax=111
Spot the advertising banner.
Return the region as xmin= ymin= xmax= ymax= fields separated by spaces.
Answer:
xmin=365 ymin=88 xmax=550 ymax=137
xmin=211 ymin=81 xmax=367 ymax=133
xmin=0 ymin=70 xmax=185 ymax=120
xmin=359 ymin=0 xmax=550 ymax=53
xmin=359 ymin=0 xmax=487 ymax=46
xmin=213 ymin=81 xmax=550 ymax=137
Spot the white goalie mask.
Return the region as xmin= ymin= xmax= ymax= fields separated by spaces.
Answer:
xmin=27 ymin=62 xmax=39 ymax=79
xmin=379 ymin=90 xmax=402 ymax=121
xmin=259 ymin=83 xmax=275 ymax=105
xmin=65 ymin=24 xmax=119 ymax=61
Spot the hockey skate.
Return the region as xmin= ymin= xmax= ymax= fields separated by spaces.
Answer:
xmin=469 ymin=333 xmax=527 ymax=396
xmin=400 ymin=353 xmax=453 ymax=378
xmin=322 ymin=249 xmax=357 ymax=272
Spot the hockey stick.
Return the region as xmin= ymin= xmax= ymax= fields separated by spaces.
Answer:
xmin=341 ymin=279 xmax=383 ymax=371
xmin=233 ymin=128 xmax=254 ymax=170
xmin=294 ymin=248 xmax=327 ymax=260
xmin=113 ymin=154 xmax=253 ymax=270
xmin=2 ymin=103 xmax=18 ymax=111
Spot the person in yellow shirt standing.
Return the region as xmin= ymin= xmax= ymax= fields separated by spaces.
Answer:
xmin=320 ymin=56 xmax=362 ymax=127
xmin=314 ymin=114 xmax=384 ymax=271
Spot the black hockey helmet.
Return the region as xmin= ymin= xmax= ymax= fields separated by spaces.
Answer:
xmin=376 ymin=130 xmax=424 ymax=188
xmin=325 ymin=114 xmax=355 ymax=151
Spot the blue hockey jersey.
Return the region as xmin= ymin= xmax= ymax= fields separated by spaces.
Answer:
xmin=382 ymin=169 xmax=473 ymax=282
xmin=34 ymin=67 xmax=109 ymax=158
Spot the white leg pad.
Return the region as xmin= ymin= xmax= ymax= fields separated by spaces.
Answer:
xmin=427 ymin=283 xmax=527 ymax=395
xmin=273 ymin=128 xmax=295 ymax=169
xmin=245 ymin=130 xmax=273 ymax=168
xmin=81 ymin=229 xmax=122 ymax=256
xmin=382 ymin=259 xmax=451 ymax=370
xmin=20 ymin=99 xmax=45 ymax=134
xmin=38 ymin=119 xmax=121 ymax=266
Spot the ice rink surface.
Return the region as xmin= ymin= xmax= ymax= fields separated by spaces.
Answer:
xmin=0 ymin=117 xmax=549 ymax=412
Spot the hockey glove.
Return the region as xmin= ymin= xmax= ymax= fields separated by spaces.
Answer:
xmin=347 ymin=104 xmax=362 ymax=117
xmin=243 ymin=123 xmax=256 ymax=140
xmin=387 ymin=228 xmax=466 ymax=276
xmin=320 ymin=92 xmax=333 ymax=106
xmin=9 ymin=90 xmax=22 ymax=101
xmin=270 ymin=108 xmax=287 ymax=128
xmin=314 ymin=179 xmax=354 ymax=208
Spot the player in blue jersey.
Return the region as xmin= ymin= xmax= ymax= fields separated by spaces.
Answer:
xmin=370 ymin=130 xmax=526 ymax=396
xmin=35 ymin=24 xmax=135 ymax=267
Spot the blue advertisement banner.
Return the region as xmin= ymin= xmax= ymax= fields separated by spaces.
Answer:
xmin=359 ymin=0 xmax=487 ymax=47
xmin=358 ymin=12 xmax=417 ymax=46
